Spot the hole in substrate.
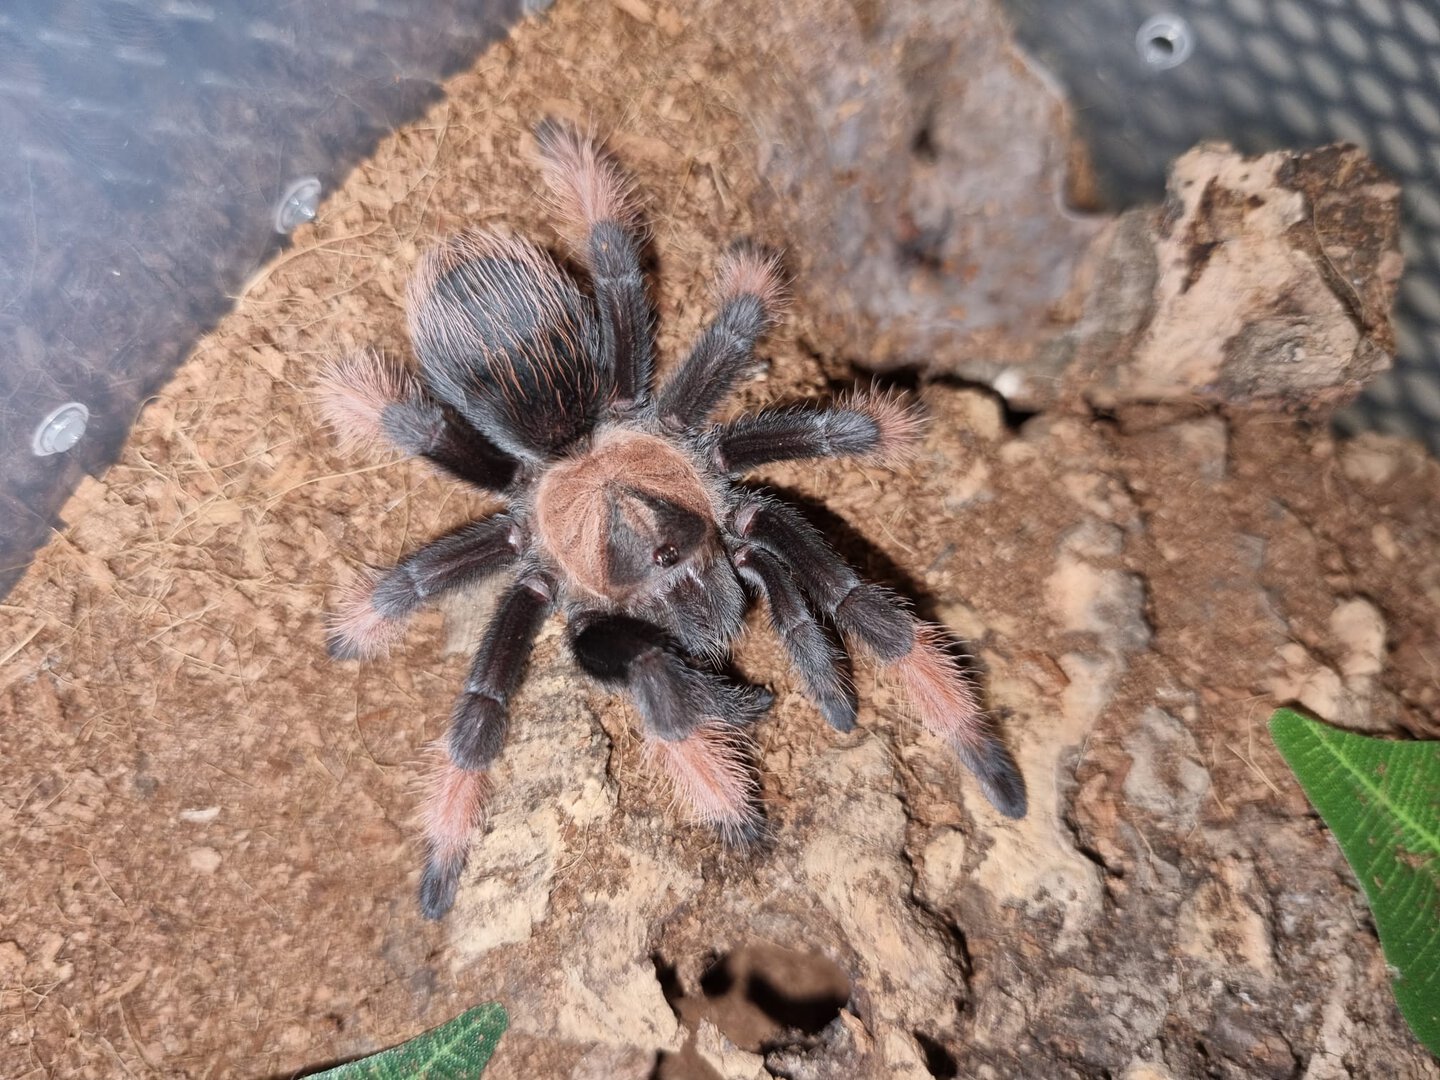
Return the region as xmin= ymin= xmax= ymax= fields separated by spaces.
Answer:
xmin=911 ymin=107 xmax=938 ymax=162
xmin=698 ymin=956 xmax=735 ymax=998
xmin=914 ymin=1030 xmax=960 ymax=1078
xmin=695 ymin=943 xmax=852 ymax=1050
xmin=746 ymin=970 xmax=847 ymax=1037
xmin=651 ymin=1048 xmax=724 ymax=1080
xmin=653 ymin=951 xmax=684 ymax=1015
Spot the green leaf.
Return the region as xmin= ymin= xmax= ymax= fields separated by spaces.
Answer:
xmin=1269 ymin=708 xmax=1440 ymax=1055
xmin=308 ymin=1003 xmax=508 ymax=1079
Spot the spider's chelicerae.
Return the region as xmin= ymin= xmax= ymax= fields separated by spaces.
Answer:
xmin=317 ymin=122 xmax=1026 ymax=920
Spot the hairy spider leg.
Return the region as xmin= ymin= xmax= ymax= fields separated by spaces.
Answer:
xmin=569 ymin=614 xmax=771 ymax=740
xmin=315 ymin=349 xmax=517 ymax=490
xmin=534 ymin=119 xmax=652 ymax=411
xmin=418 ymin=756 xmax=488 ymax=921
xmin=448 ymin=574 xmax=554 ymax=771
xmin=644 ymin=721 xmax=762 ymax=846
xmin=408 ymin=231 xmax=607 ymax=460
xmin=327 ymin=515 xmax=523 ymax=660
xmin=734 ymin=544 xmax=856 ymax=732
xmin=735 ymin=496 xmax=1027 ymax=819
xmin=655 ymin=247 xmax=787 ymax=431
xmin=710 ymin=389 xmax=924 ymax=474
xmin=420 ymin=573 xmax=554 ymax=919
xmin=569 ymin=613 xmax=769 ymax=840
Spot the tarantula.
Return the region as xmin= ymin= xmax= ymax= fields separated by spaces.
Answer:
xmin=316 ymin=122 xmax=1026 ymax=920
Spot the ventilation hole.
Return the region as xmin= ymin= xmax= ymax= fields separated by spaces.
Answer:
xmin=914 ymin=1031 xmax=960 ymax=1078
xmin=1135 ymin=14 xmax=1194 ymax=69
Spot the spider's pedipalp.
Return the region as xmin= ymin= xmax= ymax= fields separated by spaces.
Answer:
xmin=735 ymin=544 xmax=856 ymax=732
xmin=418 ymin=754 xmax=489 ymax=920
xmin=326 ymin=516 xmax=523 ymax=660
xmin=570 ymin=614 xmax=771 ymax=740
xmin=645 ymin=721 xmax=762 ymax=844
xmin=711 ymin=389 xmax=925 ymax=474
xmin=533 ymin=118 xmax=652 ymax=408
xmin=735 ymin=496 xmax=1026 ymax=818
xmin=656 ymin=247 xmax=787 ymax=431
xmin=448 ymin=574 xmax=553 ymax=770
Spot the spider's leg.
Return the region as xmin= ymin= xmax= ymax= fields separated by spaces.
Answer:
xmin=327 ymin=515 xmax=522 ymax=659
xmin=448 ymin=573 xmax=553 ymax=772
xmin=534 ymin=120 xmax=652 ymax=409
xmin=734 ymin=544 xmax=856 ymax=732
xmin=569 ymin=615 xmax=771 ymax=739
xmin=710 ymin=390 xmax=923 ymax=474
xmin=569 ymin=613 xmax=768 ymax=841
xmin=734 ymin=495 xmax=1027 ymax=819
xmin=316 ymin=350 xmax=518 ymax=490
xmin=420 ymin=572 xmax=554 ymax=919
xmin=655 ymin=248 xmax=786 ymax=430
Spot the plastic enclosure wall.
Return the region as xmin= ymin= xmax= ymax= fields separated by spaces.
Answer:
xmin=0 ymin=0 xmax=525 ymax=597
xmin=1002 ymin=0 xmax=1440 ymax=451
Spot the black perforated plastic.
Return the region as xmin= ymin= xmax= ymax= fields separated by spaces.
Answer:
xmin=1002 ymin=0 xmax=1440 ymax=450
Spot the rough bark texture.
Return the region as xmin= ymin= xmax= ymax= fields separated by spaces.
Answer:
xmin=730 ymin=0 xmax=1402 ymax=416
xmin=1032 ymin=144 xmax=1404 ymax=413
xmin=0 ymin=1 xmax=1434 ymax=1078
xmin=734 ymin=0 xmax=1101 ymax=376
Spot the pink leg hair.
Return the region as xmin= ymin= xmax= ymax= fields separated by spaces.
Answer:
xmin=842 ymin=387 xmax=926 ymax=466
xmin=328 ymin=568 xmax=408 ymax=659
xmin=645 ymin=722 xmax=760 ymax=843
xmin=882 ymin=621 xmax=1027 ymax=818
xmin=417 ymin=752 xmax=490 ymax=918
xmin=533 ymin=120 xmax=639 ymax=247
xmin=420 ymin=753 xmax=489 ymax=873
xmin=884 ymin=622 xmax=988 ymax=748
xmin=715 ymin=248 xmax=788 ymax=322
xmin=314 ymin=349 xmax=414 ymax=456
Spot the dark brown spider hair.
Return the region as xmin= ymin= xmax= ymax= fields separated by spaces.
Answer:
xmin=315 ymin=120 xmax=1025 ymax=920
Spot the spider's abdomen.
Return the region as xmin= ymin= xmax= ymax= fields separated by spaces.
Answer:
xmin=535 ymin=428 xmax=718 ymax=601
xmin=407 ymin=230 xmax=607 ymax=459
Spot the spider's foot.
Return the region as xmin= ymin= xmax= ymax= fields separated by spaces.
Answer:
xmin=819 ymin=694 xmax=858 ymax=733
xmin=955 ymin=738 xmax=1027 ymax=820
xmin=419 ymin=849 xmax=465 ymax=921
